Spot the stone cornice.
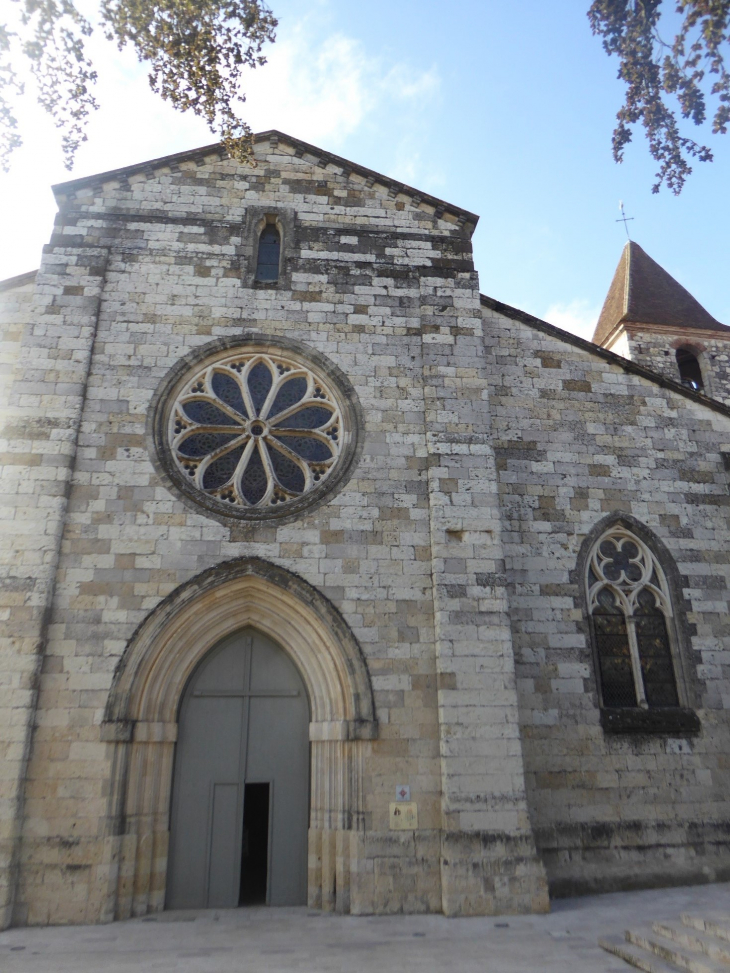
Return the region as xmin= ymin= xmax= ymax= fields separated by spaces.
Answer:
xmin=620 ymin=321 xmax=730 ymax=341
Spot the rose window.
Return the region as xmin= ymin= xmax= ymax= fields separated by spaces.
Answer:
xmin=169 ymin=352 xmax=343 ymax=511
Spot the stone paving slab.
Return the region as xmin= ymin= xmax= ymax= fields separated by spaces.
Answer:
xmin=3 ymin=882 xmax=730 ymax=973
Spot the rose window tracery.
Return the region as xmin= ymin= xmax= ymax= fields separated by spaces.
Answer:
xmin=169 ymin=352 xmax=343 ymax=512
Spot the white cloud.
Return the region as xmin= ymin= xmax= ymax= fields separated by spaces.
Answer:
xmin=244 ymin=32 xmax=376 ymax=143
xmin=243 ymin=24 xmax=440 ymax=148
xmin=0 ymin=13 xmax=441 ymax=280
xmin=543 ymin=299 xmax=601 ymax=341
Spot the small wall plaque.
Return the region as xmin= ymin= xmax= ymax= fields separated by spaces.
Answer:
xmin=389 ymin=801 xmax=418 ymax=830
xmin=395 ymin=784 xmax=410 ymax=802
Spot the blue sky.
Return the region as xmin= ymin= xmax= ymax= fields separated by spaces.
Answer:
xmin=1 ymin=0 xmax=728 ymax=339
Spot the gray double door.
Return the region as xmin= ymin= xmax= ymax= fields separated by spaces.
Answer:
xmin=167 ymin=628 xmax=310 ymax=909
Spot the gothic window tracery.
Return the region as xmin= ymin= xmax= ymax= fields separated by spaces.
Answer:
xmin=168 ymin=351 xmax=343 ymax=513
xmin=587 ymin=526 xmax=680 ymax=710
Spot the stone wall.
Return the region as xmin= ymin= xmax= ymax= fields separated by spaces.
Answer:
xmin=0 ymin=135 xmax=546 ymax=925
xmin=0 ymin=273 xmax=35 ymax=415
xmin=0 ymin=273 xmax=35 ymax=928
xmin=482 ymin=302 xmax=730 ymax=895
xmin=624 ymin=328 xmax=730 ymax=408
xmin=0 ymin=257 xmax=108 ymax=930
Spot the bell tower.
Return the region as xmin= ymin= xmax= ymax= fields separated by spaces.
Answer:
xmin=593 ymin=241 xmax=730 ymax=404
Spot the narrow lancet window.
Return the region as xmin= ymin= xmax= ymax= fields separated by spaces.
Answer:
xmin=635 ymin=590 xmax=679 ymax=707
xmin=593 ymin=588 xmax=637 ymax=708
xmin=586 ymin=526 xmax=680 ymax=709
xmin=255 ymin=225 xmax=281 ymax=282
xmin=676 ymin=348 xmax=704 ymax=391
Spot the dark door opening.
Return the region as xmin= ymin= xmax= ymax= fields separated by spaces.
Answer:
xmin=239 ymin=783 xmax=270 ymax=904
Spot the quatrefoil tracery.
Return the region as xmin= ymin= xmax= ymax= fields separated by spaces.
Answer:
xmin=169 ymin=353 xmax=343 ymax=510
xmin=587 ymin=527 xmax=670 ymax=618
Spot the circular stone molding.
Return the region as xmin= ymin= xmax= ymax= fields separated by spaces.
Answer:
xmin=150 ymin=335 xmax=363 ymax=523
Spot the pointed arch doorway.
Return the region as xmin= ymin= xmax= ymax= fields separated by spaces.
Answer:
xmin=167 ymin=628 xmax=310 ymax=909
xmin=102 ymin=558 xmax=377 ymax=919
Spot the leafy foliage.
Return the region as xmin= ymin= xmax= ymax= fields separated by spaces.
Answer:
xmin=0 ymin=0 xmax=276 ymax=172
xmin=589 ymin=0 xmax=730 ymax=193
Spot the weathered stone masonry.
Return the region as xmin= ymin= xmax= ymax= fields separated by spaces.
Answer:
xmin=482 ymin=298 xmax=730 ymax=896
xmin=1 ymin=131 xmax=729 ymax=927
xmin=623 ymin=329 xmax=730 ymax=407
xmin=0 ymin=132 xmax=548 ymax=925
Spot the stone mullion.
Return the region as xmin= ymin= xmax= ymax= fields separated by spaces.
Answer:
xmin=626 ymin=616 xmax=649 ymax=708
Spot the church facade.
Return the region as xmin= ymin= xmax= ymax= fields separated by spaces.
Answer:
xmin=1 ymin=131 xmax=730 ymax=927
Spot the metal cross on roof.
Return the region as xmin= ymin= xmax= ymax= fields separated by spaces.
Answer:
xmin=616 ymin=200 xmax=635 ymax=240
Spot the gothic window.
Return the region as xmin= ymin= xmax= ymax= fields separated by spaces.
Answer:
xmin=152 ymin=340 xmax=364 ymax=523
xmin=676 ymin=348 xmax=704 ymax=391
xmin=255 ymin=224 xmax=281 ymax=281
xmin=587 ymin=526 xmax=680 ymax=710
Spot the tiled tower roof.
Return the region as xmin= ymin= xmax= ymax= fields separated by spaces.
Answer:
xmin=593 ymin=241 xmax=728 ymax=345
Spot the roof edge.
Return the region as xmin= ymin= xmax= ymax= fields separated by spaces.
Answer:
xmin=52 ymin=130 xmax=479 ymax=231
xmin=480 ymin=293 xmax=730 ymax=420
xmin=619 ymin=316 xmax=730 ymax=335
xmin=623 ymin=241 xmax=632 ymax=322
xmin=0 ymin=269 xmax=38 ymax=293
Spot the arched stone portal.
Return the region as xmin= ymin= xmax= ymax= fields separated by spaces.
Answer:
xmin=101 ymin=558 xmax=377 ymax=919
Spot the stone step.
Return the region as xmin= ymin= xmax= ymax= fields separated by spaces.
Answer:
xmin=599 ymin=934 xmax=685 ymax=973
xmin=626 ymin=927 xmax=727 ymax=973
xmin=653 ymin=921 xmax=730 ymax=965
xmin=682 ymin=916 xmax=730 ymax=946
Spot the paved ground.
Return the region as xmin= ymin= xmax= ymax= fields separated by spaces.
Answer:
xmin=3 ymin=882 xmax=730 ymax=972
